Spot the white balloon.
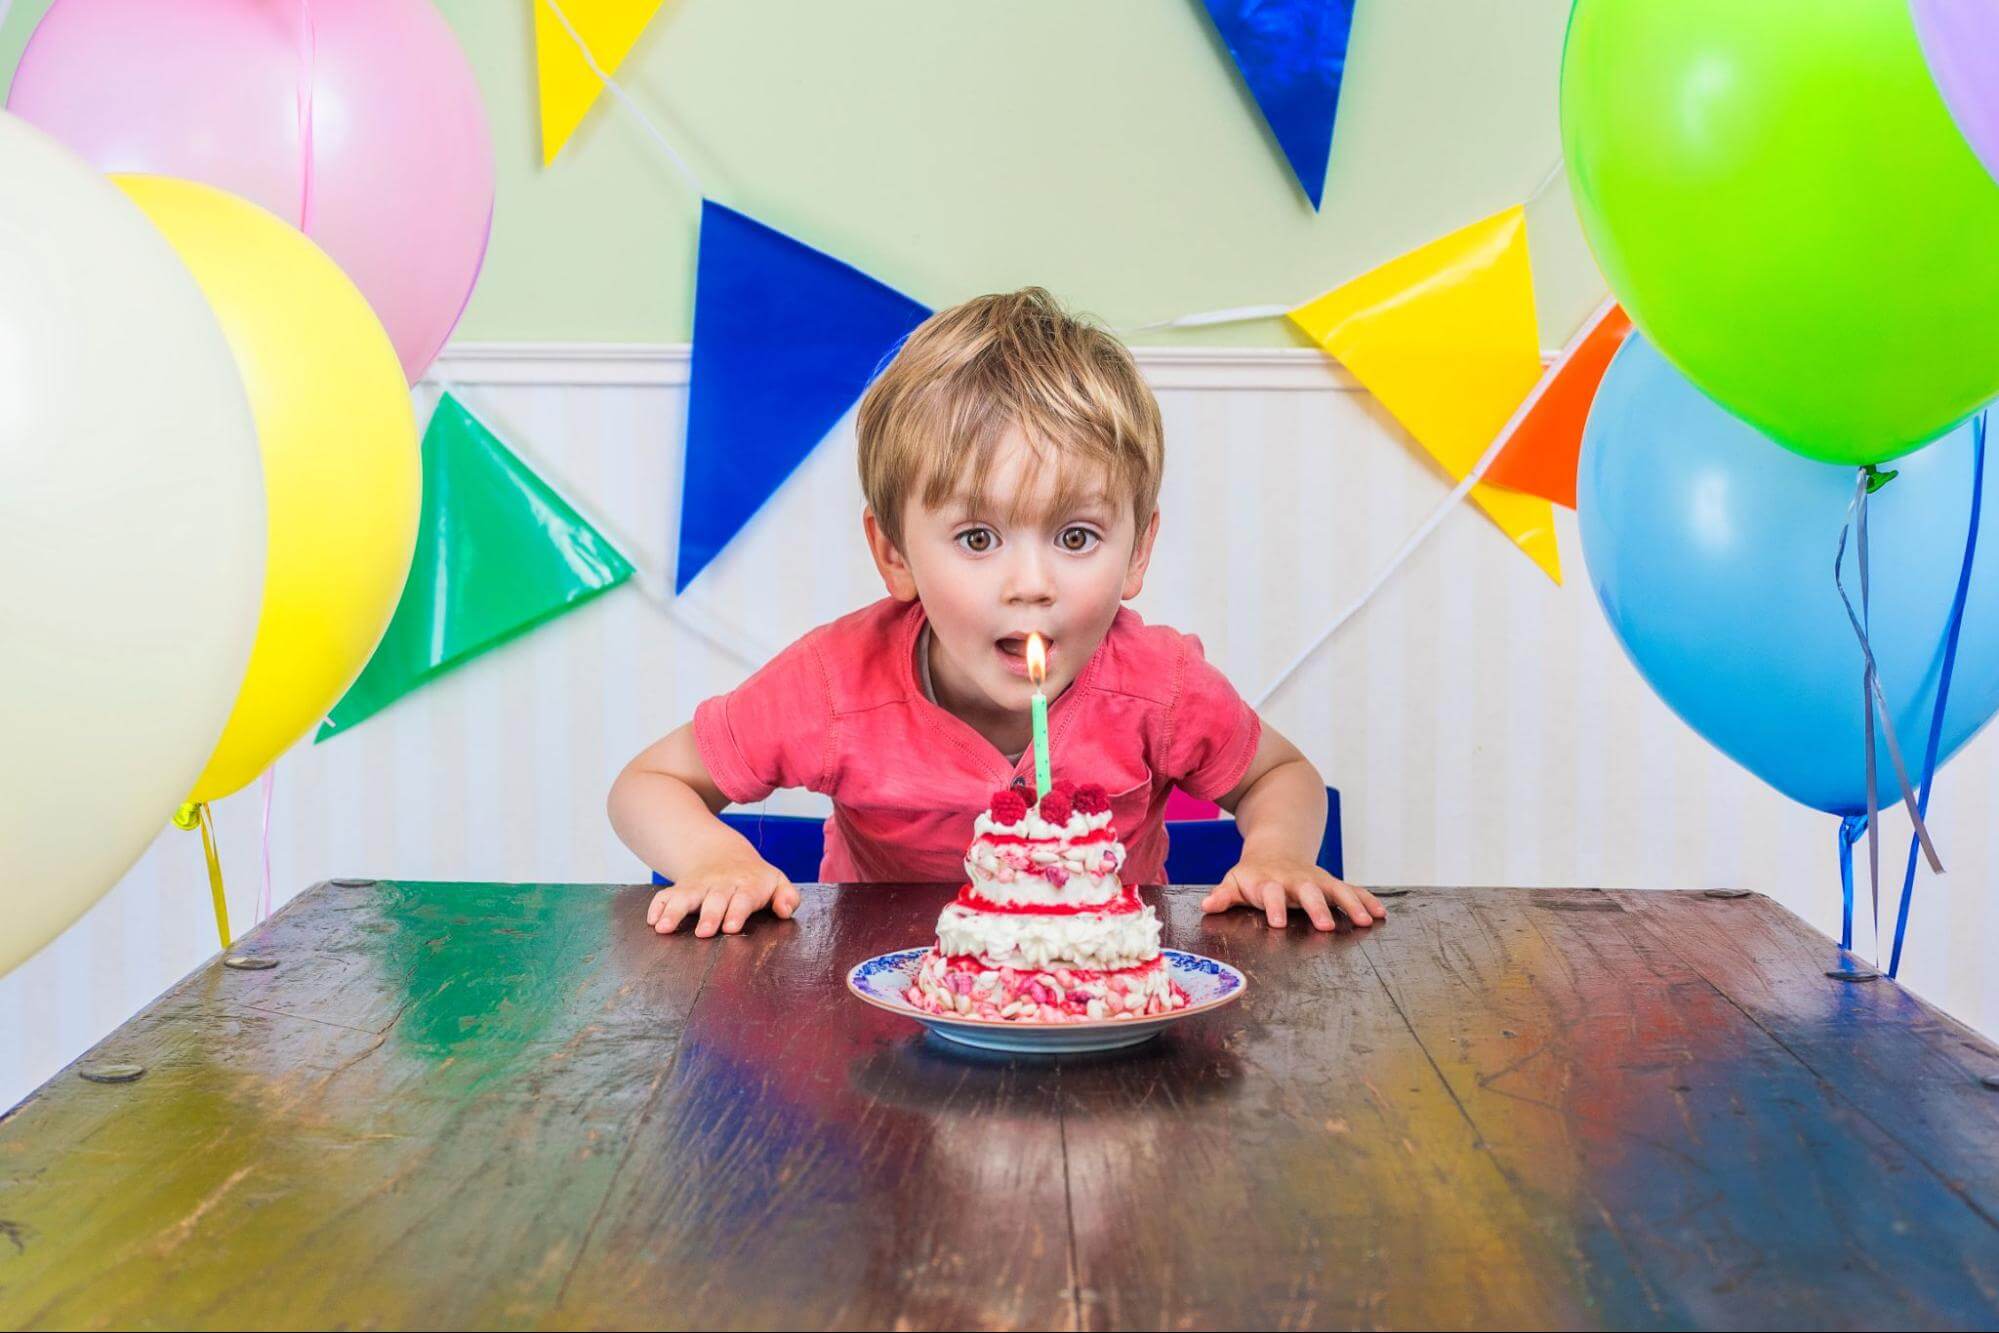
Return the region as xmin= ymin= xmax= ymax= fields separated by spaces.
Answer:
xmin=0 ymin=113 xmax=265 ymax=976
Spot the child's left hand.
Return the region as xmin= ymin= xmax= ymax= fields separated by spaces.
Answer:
xmin=1200 ymin=856 xmax=1386 ymax=931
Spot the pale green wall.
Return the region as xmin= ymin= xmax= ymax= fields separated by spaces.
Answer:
xmin=1 ymin=0 xmax=1604 ymax=349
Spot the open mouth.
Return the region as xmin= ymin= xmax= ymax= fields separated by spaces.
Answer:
xmin=996 ymin=635 xmax=1052 ymax=677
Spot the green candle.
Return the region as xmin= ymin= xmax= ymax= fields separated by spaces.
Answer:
xmin=1028 ymin=632 xmax=1052 ymax=797
xmin=1031 ymin=688 xmax=1051 ymax=798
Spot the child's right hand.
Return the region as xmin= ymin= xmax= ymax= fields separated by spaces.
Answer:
xmin=645 ymin=855 xmax=799 ymax=937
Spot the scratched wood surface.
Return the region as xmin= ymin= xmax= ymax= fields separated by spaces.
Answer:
xmin=4 ymin=883 xmax=1999 ymax=1332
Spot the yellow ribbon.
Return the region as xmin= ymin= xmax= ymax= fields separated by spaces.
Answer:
xmin=173 ymin=801 xmax=232 ymax=952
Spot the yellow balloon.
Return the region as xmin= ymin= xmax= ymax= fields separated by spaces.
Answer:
xmin=114 ymin=175 xmax=419 ymax=802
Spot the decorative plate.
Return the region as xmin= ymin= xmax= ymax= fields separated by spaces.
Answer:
xmin=846 ymin=947 xmax=1246 ymax=1054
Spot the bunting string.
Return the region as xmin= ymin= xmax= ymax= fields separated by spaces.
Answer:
xmin=540 ymin=0 xmax=704 ymax=198
xmin=1119 ymin=303 xmax=1294 ymax=336
xmin=1249 ymin=345 xmax=1540 ymax=708
xmin=1526 ymin=157 xmax=1564 ymax=206
xmin=1123 ymin=158 xmax=1563 ymax=337
xmin=421 ymin=379 xmax=772 ymax=669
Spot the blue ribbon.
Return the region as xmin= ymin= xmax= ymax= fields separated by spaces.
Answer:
xmin=1837 ymin=814 xmax=1867 ymax=952
xmin=1887 ymin=411 xmax=1985 ymax=978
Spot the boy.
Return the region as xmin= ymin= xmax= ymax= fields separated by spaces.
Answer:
xmin=609 ymin=288 xmax=1384 ymax=938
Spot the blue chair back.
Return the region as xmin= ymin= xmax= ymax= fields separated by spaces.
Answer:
xmin=1163 ymin=787 xmax=1344 ymax=884
xmin=647 ymin=812 xmax=828 ymax=888
xmin=648 ymin=788 xmax=1343 ymax=887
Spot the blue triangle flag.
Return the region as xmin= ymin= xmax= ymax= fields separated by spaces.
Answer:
xmin=1201 ymin=0 xmax=1355 ymax=210
xmin=677 ymin=200 xmax=932 ymax=592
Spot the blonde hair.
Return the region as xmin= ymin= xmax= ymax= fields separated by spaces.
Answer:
xmin=857 ymin=288 xmax=1164 ymax=549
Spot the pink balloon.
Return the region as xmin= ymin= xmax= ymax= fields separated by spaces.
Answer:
xmin=8 ymin=0 xmax=494 ymax=384
xmin=1912 ymin=0 xmax=1999 ymax=188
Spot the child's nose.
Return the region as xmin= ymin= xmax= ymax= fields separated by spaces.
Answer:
xmin=1002 ymin=548 xmax=1056 ymax=605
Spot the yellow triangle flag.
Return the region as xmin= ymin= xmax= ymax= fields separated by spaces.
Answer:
xmin=535 ymin=0 xmax=668 ymax=166
xmin=1289 ymin=206 xmax=1561 ymax=583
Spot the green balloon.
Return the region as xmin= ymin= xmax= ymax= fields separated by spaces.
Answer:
xmin=1561 ymin=0 xmax=1999 ymax=466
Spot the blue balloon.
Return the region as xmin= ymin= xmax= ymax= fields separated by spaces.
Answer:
xmin=1577 ymin=335 xmax=1995 ymax=816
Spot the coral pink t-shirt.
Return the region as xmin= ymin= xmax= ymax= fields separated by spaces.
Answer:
xmin=692 ymin=598 xmax=1262 ymax=885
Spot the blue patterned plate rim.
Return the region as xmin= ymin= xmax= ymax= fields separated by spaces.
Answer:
xmin=846 ymin=947 xmax=1246 ymax=1030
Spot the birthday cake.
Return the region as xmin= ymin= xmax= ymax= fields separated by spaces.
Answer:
xmin=904 ymin=781 xmax=1190 ymax=1023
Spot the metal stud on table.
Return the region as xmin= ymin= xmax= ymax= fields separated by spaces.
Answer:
xmin=1826 ymin=965 xmax=1882 ymax=983
xmin=77 ymin=1062 xmax=144 ymax=1084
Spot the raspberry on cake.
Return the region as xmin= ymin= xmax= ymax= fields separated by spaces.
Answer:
xmin=904 ymin=782 xmax=1190 ymax=1023
xmin=987 ymin=787 xmax=1028 ymax=826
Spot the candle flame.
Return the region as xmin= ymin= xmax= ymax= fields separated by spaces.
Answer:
xmin=1025 ymin=632 xmax=1047 ymax=687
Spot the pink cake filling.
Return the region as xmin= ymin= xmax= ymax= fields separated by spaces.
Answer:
xmin=903 ymin=950 xmax=1189 ymax=1023
xmin=952 ymin=883 xmax=1143 ymax=916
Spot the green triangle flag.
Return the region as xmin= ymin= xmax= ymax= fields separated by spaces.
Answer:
xmin=318 ymin=394 xmax=635 ymax=739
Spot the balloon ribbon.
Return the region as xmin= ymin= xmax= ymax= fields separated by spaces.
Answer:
xmin=1834 ymin=466 xmax=1945 ymax=963
xmin=172 ymin=801 xmax=232 ymax=952
xmin=295 ymin=0 xmax=317 ymax=234
xmin=1836 ymin=814 xmax=1866 ymax=952
xmin=1886 ymin=412 xmax=1985 ymax=977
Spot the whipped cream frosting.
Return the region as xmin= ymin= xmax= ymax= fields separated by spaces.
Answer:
xmin=934 ymin=899 xmax=1163 ymax=971
xmin=964 ymin=804 xmax=1126 ymax=906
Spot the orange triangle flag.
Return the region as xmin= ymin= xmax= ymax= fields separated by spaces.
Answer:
xmin=1288 ymin=206 xmax=1561 ymax=583
xmin=1483 ymin=300 xmax=1632 ymax=509
xmin=535 ymin=0 xmax=668 ymax=166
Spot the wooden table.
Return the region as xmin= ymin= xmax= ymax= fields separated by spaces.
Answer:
xmin=4 ymin=882 xmax=1999 ymax=1331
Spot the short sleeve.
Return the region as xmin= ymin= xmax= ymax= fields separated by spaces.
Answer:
xmin=1162 ymin=634 xmax=1263 ymax=801
xmin=692 ymin=632 xmax=835 ymax=805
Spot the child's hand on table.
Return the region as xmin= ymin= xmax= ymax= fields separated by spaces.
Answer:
xmin=646 ymin=855 xmax=800 ymax=937
xmin=1200 ymin=855 xmax=1385 ymax=932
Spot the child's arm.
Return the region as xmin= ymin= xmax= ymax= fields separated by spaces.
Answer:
xmin=1202 ymin=723 xmax=1385 ymax=931
xmin=608 ymin=724 xmax=800 ymax=937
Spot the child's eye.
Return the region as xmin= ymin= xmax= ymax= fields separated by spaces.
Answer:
xmin=1057 ymin=526 xmax=1101 ymax=553
xmin=956 ymin=527 xmax=998 ymax=554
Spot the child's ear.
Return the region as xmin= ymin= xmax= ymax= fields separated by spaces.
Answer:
xmin=1122 ymin=509 xmax=1161 ymax=601
xmin=863 ymin=508 xmax=920 ymax=602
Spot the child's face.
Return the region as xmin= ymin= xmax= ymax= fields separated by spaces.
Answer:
xmin=866 ymin=426 xmax=1158 ymax=717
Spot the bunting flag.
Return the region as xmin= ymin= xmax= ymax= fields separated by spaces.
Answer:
xmin=677 ymin=200 xmax=931 ymax=592
xmin=1483 ymin=299 xmax=1632 ymax=509
xmin=535 ymin=0 xmax=669 ymax=166
xmin=318 ymin=394 xmax=634 ymax=738
xmin=1200 ymin=0 xmax=1356 ymax=210
xmin=1288 ymin=206 xmax=1562 ymax=582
